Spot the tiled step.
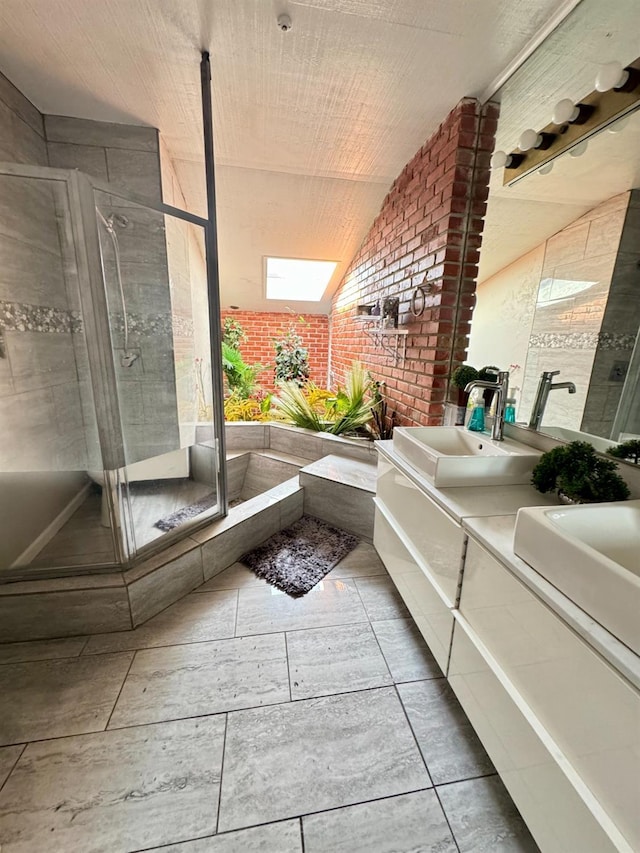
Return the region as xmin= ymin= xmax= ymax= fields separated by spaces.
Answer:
xmin=299 ymin=455 xmax=377 ymax=541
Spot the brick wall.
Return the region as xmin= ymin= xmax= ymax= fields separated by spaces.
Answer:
xmin=329 ymin=98 xmax=497 ymax=426
xmin=220 ymin=310 xmax=329 ymax=392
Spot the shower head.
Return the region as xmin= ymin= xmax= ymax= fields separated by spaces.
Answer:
xmin=107 ymin=213 xmax=129 ymax=230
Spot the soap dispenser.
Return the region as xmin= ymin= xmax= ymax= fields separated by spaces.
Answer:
xmin=466 ymin=387 xmax=485 ymax=432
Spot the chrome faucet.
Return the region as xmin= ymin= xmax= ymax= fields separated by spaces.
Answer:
xmin=528 ymin=370 xmax=577 ymax=430
xmin=464 ymin=370 xmax=510 ymax=441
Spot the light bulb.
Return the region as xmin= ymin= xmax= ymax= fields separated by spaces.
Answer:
xmin=608 ymin=116 xmax=629 ymax=134
xmin=519 ymin=129 xmax=542 ymax=151
xmin=552 ymin=99 xmax=579 ymax=125
xmin=538 ymin=162 xmax=554 ymax=175
xmin=595 ymin=61 xmax=629 ymax=92
xmin=570 ymin=140 xmax=588 ymax=158
xmin=490 ymin=150 xmax=508 ymax=169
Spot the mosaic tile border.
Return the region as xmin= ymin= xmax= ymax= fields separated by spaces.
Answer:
xmin=0 ymin=301 xmax=81 ymax=334
xmin=529 ymin=331 xmax=637 ymax=351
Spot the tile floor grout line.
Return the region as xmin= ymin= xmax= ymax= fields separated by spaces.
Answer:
xmin=0 ymin=611 xmax=421 ymax=667
xmin=432 ymin=783 xmax=462 ymax=853
xmin=232 ymin=587 xmax=240 ymax=637
xmin=212 ymin=785 xmax=438 ymax=839
xmin=214 ymin=712 xmax=229 ymax=835
xmin=103 ymin=648 xmax=138 ymax=731
xmin=0 ymin=742 xmax=26 ymax=795
xmin=392 ymin=683 xmax=435 ymax=787
xmin=367 ymin=618 xmax=398 ymax=686
xmin=299 ymin=815 xmax=305 ymax=852
xmin=283 ymin=632 xmax=293 ymax=702
xmin=3 ymin=682 xmax=424 ymax=748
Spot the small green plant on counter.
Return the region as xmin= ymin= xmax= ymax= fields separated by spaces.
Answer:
xmin=478 ymin=364 xmax=500 ymax=381
xmin=606 ymin=439 xmax=640 ymax=465
xmin=531 ymin=441 xmax=630 ymax=503
xmin=451 ymin=364 xmax=479 ymax=389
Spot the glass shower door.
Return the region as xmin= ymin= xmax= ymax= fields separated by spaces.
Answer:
xmin=91 ymin=183 xmax=226 ymax=560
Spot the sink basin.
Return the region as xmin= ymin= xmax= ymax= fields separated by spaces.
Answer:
xmin=514 ymin=501 xmax=640 ymax=654
xmin=393 ymin=426 xmax=540 ymax=487
xmin=540 ymin=426 xmax=616 ymax=454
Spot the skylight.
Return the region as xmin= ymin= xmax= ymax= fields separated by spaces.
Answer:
xmin=265 ymin=257 xmax=338 ymax=301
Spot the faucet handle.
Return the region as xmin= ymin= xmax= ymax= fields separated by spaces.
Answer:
xmin=542 ymin=370 xmax=560 ymax=378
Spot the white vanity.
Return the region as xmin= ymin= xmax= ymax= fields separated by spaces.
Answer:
xmin=374 ymin=431 xmax=639 ymax=853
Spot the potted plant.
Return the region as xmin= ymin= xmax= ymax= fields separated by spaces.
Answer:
xmin=606 ymin=439 xmax=640 ymax=465
xmin=450 ymin=364 xmax=479 ymax=424
xmin=531 ymin=441 xmax=630 ymax=504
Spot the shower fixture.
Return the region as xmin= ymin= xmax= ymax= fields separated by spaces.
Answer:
xmin=96 ymin=208 xmax=138 ymax=368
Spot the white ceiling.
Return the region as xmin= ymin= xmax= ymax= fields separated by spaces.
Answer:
xmin=0 ymin=0 xmax=569 ymax=313
xmin=479 ymin=0 xmax=640 ymax=282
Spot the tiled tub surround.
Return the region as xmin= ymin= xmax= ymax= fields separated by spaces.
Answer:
xmin=0 ymin=426 xmax=377 ymax=641
xmin=374 ymin=439 xmax=640 ymax=853
xmin=0 ymin=542 xmax=539 ymax=853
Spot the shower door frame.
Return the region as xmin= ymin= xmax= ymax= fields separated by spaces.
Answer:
xmin=0 ymin=161 xmax=228 ymax=569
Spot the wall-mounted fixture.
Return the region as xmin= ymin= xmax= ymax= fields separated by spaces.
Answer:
xmin=491 ymin=56 xmax=640 ymax=185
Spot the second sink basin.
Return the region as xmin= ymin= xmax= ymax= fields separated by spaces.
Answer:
xmin=393 ymin=426 xmax=540 ymax=487
xmin=514 ymin=501 xmax=640 ymax=654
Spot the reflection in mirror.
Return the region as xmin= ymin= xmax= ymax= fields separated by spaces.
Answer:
xmin=468 ymin=0 xmax=640 ymax=465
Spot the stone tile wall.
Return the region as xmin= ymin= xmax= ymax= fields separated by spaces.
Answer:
xmin=519 ymin=193 xmax=629 ymax=432
xmin=43 ymin=114 xmax=181 ymax=463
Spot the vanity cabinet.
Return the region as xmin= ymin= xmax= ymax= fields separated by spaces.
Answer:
xmin=373 ymin=505 xmax=454 ymax=673
xmin=373 ymin=447 xmax=639 ymax=853
xmin=453 ymin=539 xmax=638 ymax=853
xmin=375 ymin=455 xmax=465 ymax=605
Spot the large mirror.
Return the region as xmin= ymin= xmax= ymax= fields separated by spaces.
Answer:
xmin=469 ymin=0 xmax=640 ymax=462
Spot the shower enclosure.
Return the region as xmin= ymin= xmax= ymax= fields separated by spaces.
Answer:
xmin=0 ymin=161 xmax=227 ymax=579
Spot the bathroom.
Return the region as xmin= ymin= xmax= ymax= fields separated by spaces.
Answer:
xmin=0 ymin=0 xmax=639 ymax=851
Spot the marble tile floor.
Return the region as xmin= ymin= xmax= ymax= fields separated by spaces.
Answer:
xmin=0 ymin=541 xmax=540 ymax=852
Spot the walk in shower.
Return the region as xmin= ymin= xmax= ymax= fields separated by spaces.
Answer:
xmin=0 ymin=162 xmax=226 ymax=579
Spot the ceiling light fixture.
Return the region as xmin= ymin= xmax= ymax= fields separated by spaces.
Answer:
xmin=595 ymin=61 xmax=639 ymax=93
xmin=499 ymin=54 xmax=640 ymax=185
xmin=490 ymin=150 xmax=525 ymax=170
xmin=569 ymin=140 xmax=589 ymax=157
xmin=518 ymin=128 xmax=556 ymax=151
xmin=552 ymin=98 xmax=594 ymax=125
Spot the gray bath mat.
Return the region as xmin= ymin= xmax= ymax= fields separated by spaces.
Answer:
xmin=241 ymin=516 xmax=359 ymax=597
xmin=154 ymin=492 xmax=217 ymax=531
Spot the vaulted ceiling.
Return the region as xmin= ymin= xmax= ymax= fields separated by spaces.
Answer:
xmin=1 ymin=0 xmax=577 ymax=312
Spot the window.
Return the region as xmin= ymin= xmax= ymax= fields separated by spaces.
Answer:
xmin=265 ymin=257 xmax=338 ymax=301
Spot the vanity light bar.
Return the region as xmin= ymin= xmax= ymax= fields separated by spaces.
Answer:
xmin=495 ymin=57 xmax=640 ymax=185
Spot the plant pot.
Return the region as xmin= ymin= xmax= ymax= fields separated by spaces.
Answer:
xmin=557 ymin=490 xmax=584 ymax=505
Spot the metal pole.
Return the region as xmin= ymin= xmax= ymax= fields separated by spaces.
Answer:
xmin=200 ymin=50 xmax=228 ymax=514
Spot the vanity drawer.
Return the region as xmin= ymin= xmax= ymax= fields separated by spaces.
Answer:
xmin=460 ymin=537 xmax=640 ymax=851
xmin=373 ymin=505 xmax=453 ymax=674
xmin=449 ymin=617 xmax=622 ymax=853
xmin=376 ymin=456 xmax=464 ymax=605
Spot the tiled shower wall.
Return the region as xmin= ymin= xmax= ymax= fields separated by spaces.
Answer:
xmin=44 ymin=114 xmax=181 ymax=464
xmin=582 ymin=190 xmax=640 ymax=437
xmin=519 ymin=193 xmax=629 ymax=430
xmin=0 ymin=71 xmax=88 ymax=565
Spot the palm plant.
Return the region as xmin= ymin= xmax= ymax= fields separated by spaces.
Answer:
xmin=221 ymin=342 xmax=263 ymax=399
xmin=273 ymin=362 xmax=373 ymax=436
